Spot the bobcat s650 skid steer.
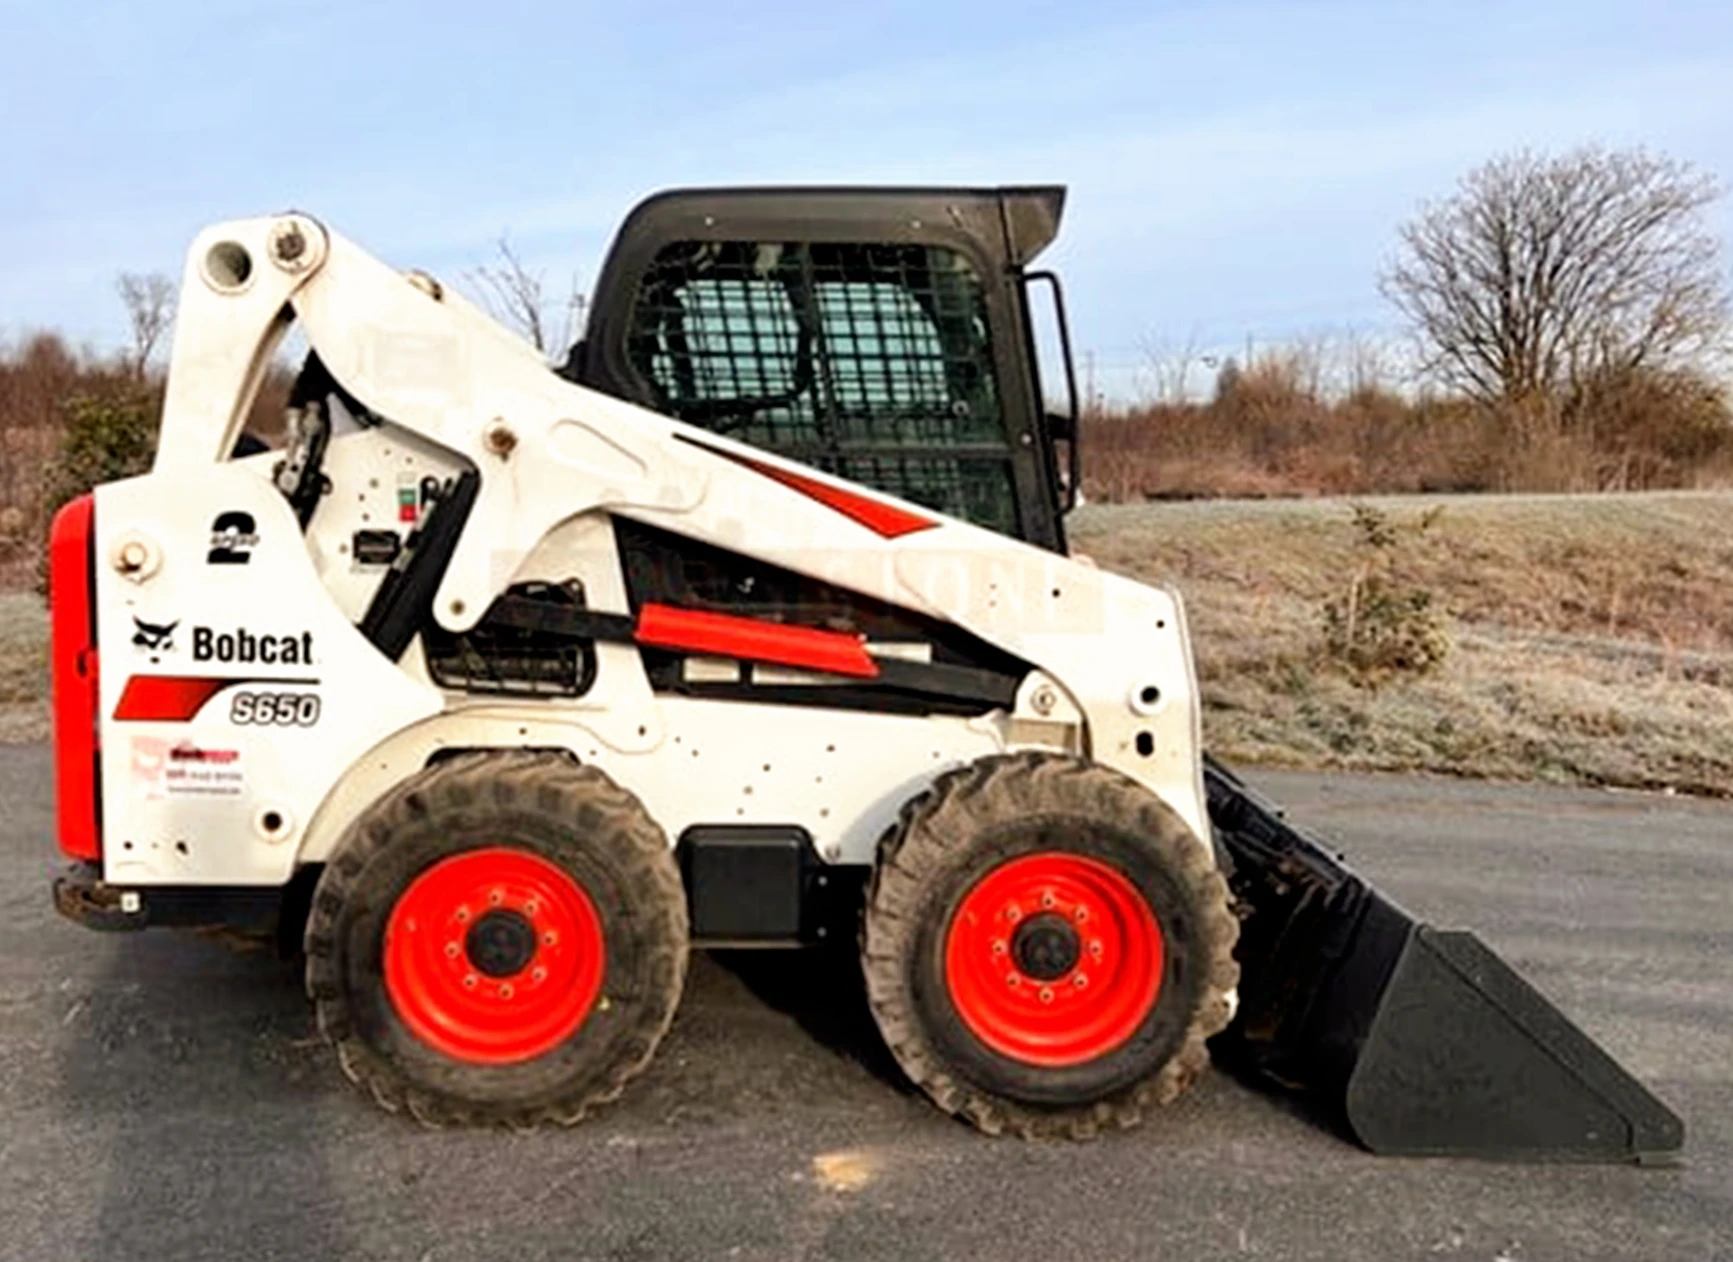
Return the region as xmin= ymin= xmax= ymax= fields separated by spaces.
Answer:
xmin=48 ymin=190 xmax=1682 ymax=1159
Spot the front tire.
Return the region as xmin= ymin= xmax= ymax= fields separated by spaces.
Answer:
xmin=862 ymin=753 xmax=1238 ymax=1138
xmin=305 ymin=750 xmax=687 ymax=1127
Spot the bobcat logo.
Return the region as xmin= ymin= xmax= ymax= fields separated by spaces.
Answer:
xmin=132 ymin=616 xmax=178 ymax=662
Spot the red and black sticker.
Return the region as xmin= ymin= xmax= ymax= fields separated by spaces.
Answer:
xmin=113 ymin=675 xmax=320 ymax=723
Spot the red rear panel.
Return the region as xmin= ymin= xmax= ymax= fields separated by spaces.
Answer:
xmin=49 ymin=496 xmax=101 ymax=861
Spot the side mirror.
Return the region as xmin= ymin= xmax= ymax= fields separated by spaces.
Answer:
xmin=1023 ymin=272 xmax=1081 ymax=513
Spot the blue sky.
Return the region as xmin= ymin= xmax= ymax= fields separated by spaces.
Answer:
xmin=3 ymin=0 xmax=1730 ymax=395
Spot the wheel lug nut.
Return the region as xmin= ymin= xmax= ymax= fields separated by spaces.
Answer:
xmin=1038 ymin=987 xmax=1055 ymax=1004
xmin=488 ymin=889 xmax=504 ymax=906
xmin=1089 ymin=940 xmax=1103 ymax=957
xmin=1073 ymin=973 xmax=1089 ymax=989
xmin=1075 ymin=907 xmax=1089 ymax=923
xmin=455 ymin=907 xmax=470 ymax=923
xmin=462 ymin=973 xmax=478 ymax=989
xmin=1006 ymin=974 xmax=1021 ymax=987
xmin=532 ymin=967 xmax=546 ymax=983
xmin=543 ymin=930 xmax=558 ymax=946
xmin=444 ymin=942 xmax=459 ymax=959
xmin=1041 ymin=891 xmax=1056 ymax=909
xmin=523 ymin=900 xmax=538 ymax=916
xmin=991 ymin=940 xmax=1007 ymax=956
xmin=499 ymin=983 xmax=514 ymax=999
xmin=1004 ymin=905 xmax=1021 ymax=922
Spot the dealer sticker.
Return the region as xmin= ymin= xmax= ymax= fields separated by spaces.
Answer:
xmin=131 ymin=736 xmax=246 ymax=800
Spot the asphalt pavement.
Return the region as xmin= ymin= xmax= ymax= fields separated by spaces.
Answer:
xmin=1 ymin=743 xmax=1728 ymax=1262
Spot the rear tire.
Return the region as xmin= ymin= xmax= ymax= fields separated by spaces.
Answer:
xmin=305 ymin=750 xmax=687 ymax=1127
xmin=862 ymin=752 xmax=1238 ymax=1138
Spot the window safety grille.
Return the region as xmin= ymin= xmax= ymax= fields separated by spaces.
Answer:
xmin=423 ymin=582 xmax=596 ymax=698
xmin=627 ymin=241 xmax=1017 ymax=535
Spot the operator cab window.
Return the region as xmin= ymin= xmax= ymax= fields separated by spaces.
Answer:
xmin=626 ymin=240 xmax=1016 ymax=536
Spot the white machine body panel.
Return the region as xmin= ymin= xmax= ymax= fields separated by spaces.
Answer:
xmin=93 ymin=464 xmax=441 ymax=885
xmin=93 ymin=213 xmax=1214 ymax=886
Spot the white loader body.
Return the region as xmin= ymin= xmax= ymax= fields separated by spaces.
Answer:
xmin=92 ymin=213 xmax=1209 ymax=889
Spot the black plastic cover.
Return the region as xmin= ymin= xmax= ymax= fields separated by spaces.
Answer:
xmin=680 ymin=826 xmax=813 ymax=942
xmin=357 ymin=469 xmax=479 ymax=662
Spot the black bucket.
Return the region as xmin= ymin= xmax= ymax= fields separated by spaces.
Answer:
xmin=1202 ymin=758 xmax=1684 ymax=1163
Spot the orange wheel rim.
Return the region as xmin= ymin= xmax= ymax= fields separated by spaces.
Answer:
xmin=384 ymin=848 xmax=605 ymax=1065
xmin=944 ymin=853 xmax=1163 ymax=1067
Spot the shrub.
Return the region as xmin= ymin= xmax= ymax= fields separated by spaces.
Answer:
xmin=42 ymin=391 xmax=160 ymax=516
xmin=1320 ymin=503 xmax=1451 ymax=683
xmin=1079 ymin=351 xmax=1733 ymax=502
xmin=34 ymin=390 xmax=160 ymax=591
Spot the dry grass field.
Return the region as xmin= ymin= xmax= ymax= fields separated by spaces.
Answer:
xmin=1072 ymin=491 xmax=1733 ymax=796
xmin=0 ymin=592 xmax=46 ymax=743
xmin=4 ymin=493 xmax=1729 ymax=795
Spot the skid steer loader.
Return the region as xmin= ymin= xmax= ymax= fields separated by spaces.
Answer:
xmin=48 ymin=190 xmax=1682 ymax=1159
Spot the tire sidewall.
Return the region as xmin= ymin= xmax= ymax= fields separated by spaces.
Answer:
xmin=906 ymin=810 xmax=1208 ymax=1108
xmin=334 ymin=788 xmax=673 ymax=1110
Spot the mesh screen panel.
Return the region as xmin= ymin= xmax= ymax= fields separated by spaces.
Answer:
xmin=628 ymin=241 xmax=1017 ymax=535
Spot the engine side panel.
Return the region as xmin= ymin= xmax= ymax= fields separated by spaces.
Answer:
xmin=93 ymin=464 xmax=441 ymax=885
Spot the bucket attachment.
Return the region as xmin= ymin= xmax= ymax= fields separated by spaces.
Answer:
xmin=1203 ymin=759 xmax=1684 ymax=1163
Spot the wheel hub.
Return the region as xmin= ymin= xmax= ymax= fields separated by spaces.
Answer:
xmin=466 ymin=909 xmax=538 ymax=978
xmin=383 ymin=847 xmax=606 ymax=1065
xmin=943 ymin=852 xmax=1164 ymax=1067
xmin=1011 ymin=912 xmax=1081 ymax=981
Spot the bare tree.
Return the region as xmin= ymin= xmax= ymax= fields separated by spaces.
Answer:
xmin=1137 ymin=329 xmax=1206 ymax=404
xmin=1381 ymin=147 xmax=1729 ymax=408
xmin=116 ymin=272 xmax=176 ymax=379
xmin=1343 ymin=328 xmax=1394 ymax=398
xmin=465 ymin=237 xmax=585 ymax=357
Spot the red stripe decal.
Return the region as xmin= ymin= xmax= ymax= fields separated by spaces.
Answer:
xmin=634 ymin=603 xmax=880 ymax=679
xmin=719 ymin=450 xmax=938 ymax=539
xmin=113 ymin=676 xmax=231 ymax=723
xmin=49 ymin=495 xmax=100 ymax=861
